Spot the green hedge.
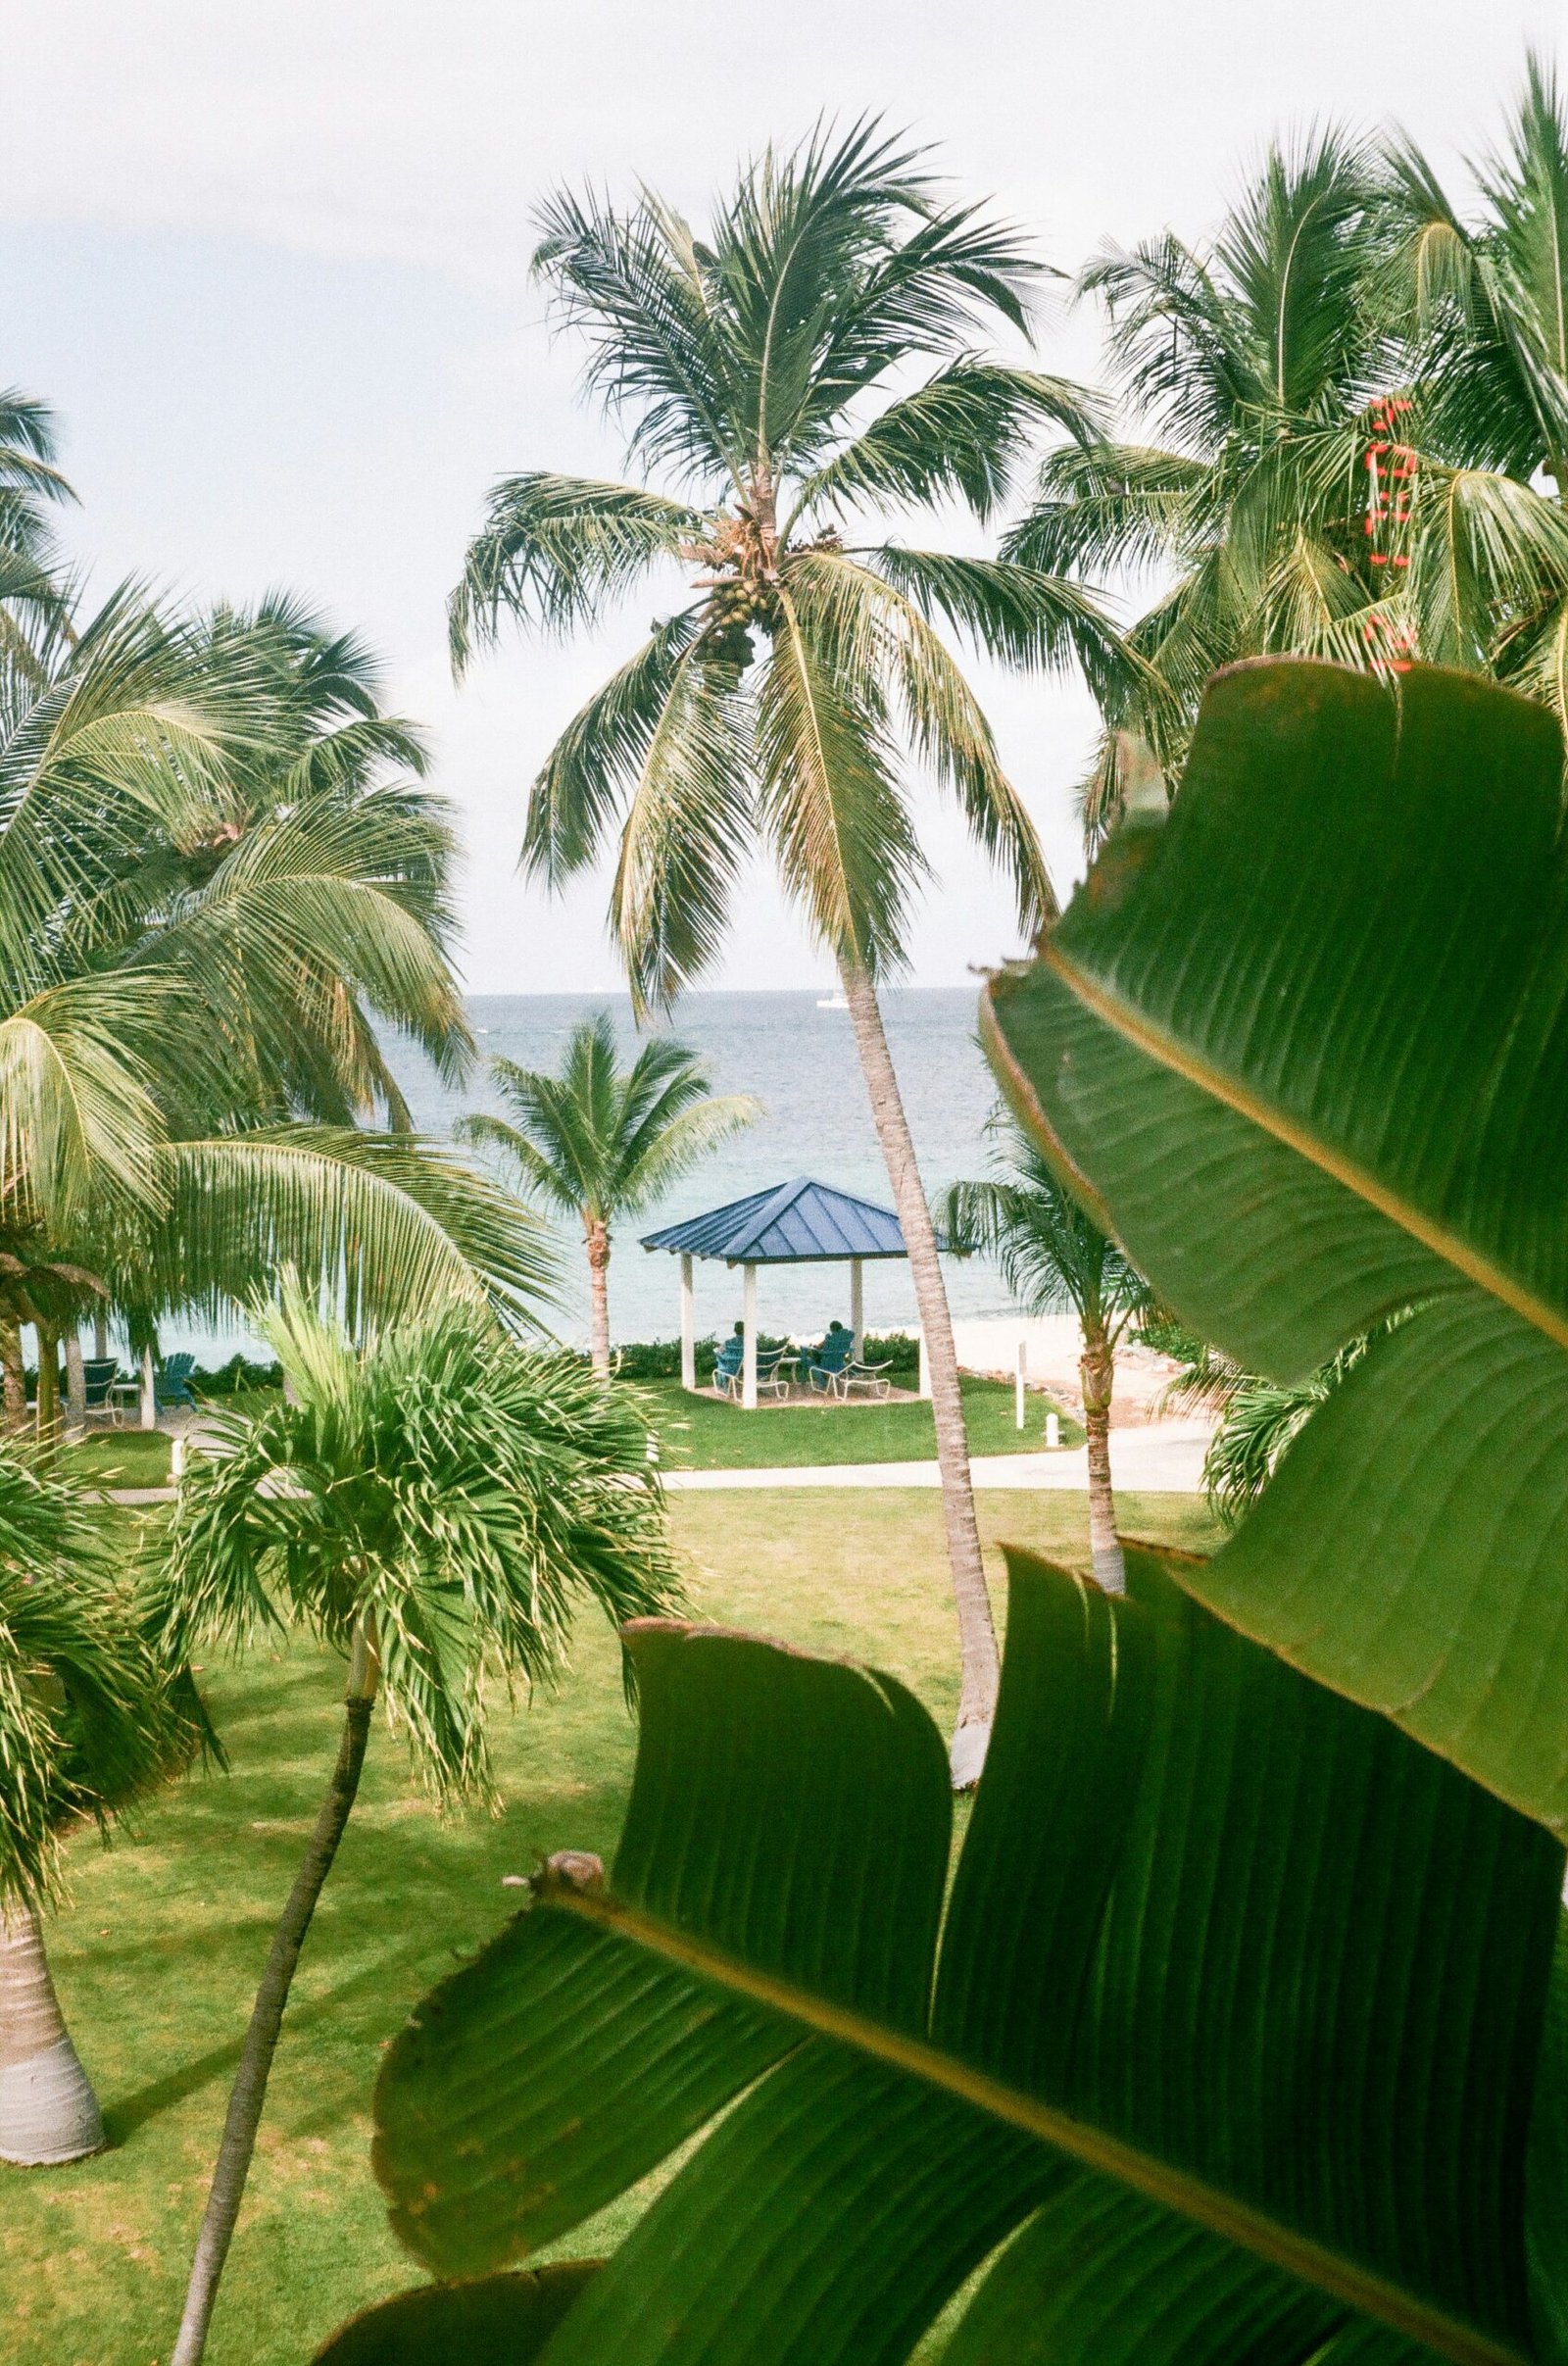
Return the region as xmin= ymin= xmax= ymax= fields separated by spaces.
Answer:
xmin=611 ymin=1330 xmax=921 ymax=1383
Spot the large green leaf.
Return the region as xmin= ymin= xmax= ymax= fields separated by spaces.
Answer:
xmin=310 ymin=2263 xmax=600 ymax=2364
xmin=357 ymin=1551 xmax=1563 ymax=2366
xmin=983 ymin=659 xmax=1568 ymax=1836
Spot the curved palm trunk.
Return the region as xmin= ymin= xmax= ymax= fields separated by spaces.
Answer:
xmin=0 ymin=1900 xmax=105 ymax=2165
xmin=172 ymin=1626 xmax=379 ymax=2366
xmin=0 ymin=1319 xmax=24 ymax=1433
xmin=841 ymin=961 xmax=1000 ymax=1784
xmin=1080 ymin=1329 xmax=1124 ymax=1594
xmin=586 ymin=1219 xmax=612 ymax=1378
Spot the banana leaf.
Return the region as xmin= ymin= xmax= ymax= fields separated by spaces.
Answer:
xmin=341 ymin=1550 xmax=1565 ymax=2366
xmin=981 ymin=661 xmax=1568 ymax=1837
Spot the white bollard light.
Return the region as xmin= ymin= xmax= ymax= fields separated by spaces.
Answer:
xmin=171 ymin=1435 xmax=186 ymax=1483
xmin=1045 ymin=1410 xmax=1060 ymax=1450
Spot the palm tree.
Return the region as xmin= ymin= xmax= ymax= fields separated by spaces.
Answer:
xmin=943 ymin=1115 xmax=1151 ymax=1592
xmin=1372 ymin=53 xmax=1568 ymax=722
xmin=158 ymin=1281 xmax=681 ymax=2366
xmin=1005 ymin=131 xmax=1394 ymax=838
xmin=459 ymin=1014 xmax=758 ymax=1373
xmin=0 ymin=583 xmax=552 ymax=1355
xmin=451 ymin=123 xmax=1127 ymax=1780
xmin=0 ymin=384 xmax=76 ymax=666
xmin=0 ymin=1443 xmax=185 ymax=2166
xmin=1017 ymin=78 xmax=1568 ymax=848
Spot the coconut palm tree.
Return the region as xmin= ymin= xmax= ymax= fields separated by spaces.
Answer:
xmin=1372 ymin=53 xmax=1568 ymax=720
xmin=0 ymin=583 xmax=551 ymax=1351
xmin=1019 ymin=80 xmax=1568 ymax=848
xmin=159 ymin=1281 xmax=681 ymax=2366
xmin=451 ymin=123 xmax=1127 ymax=1780
xmin=459 ymin=1014 xmax=758 ymax=1373
xmin=0 ymin=1443 xmax=185 ymax=2166
xmin=0 ymin=384 xmax=76 ymax=666
xmin=943 ymin=1115 xmax=1151 ymax=1592
xmin=1005 ymin=130 xmax=1395 ymax=839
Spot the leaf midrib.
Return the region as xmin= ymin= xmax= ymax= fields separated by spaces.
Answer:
xmin=539 ymin=1882 xmax=1525 ymax=2366
xmin=1009 ymin=942 xmax=1568 ymax=1356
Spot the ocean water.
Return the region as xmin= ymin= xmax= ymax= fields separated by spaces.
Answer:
xmin=396 ymin=988 xmax=1015 ymax=1350
xmin=174 ymin=987 xmax=1015 ymax=1361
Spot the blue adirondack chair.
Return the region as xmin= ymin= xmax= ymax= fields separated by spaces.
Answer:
xmin=804 ymin=1324 xmax=855 ymax=1393
xmin=154 ymin=1353 xmax=198 ymax=1411
xmin=712 ymin=1336 xmax=745 ymax=1400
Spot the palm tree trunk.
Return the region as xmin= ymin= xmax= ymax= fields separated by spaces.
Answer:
xmin=0 ymin=1320 xmax=24 ymax=1433
xmin=172 ymin=1624 xmax=379 ymax=2366
xmin=840 ymin=960 xmax=1000 ymax=1784
xmin=586 ymin=1220 xmax=612 ymax=1378
xmin=34 ymin=1324 xmax=60 ymax=1457
xmin=0 ymin=1900 xmax=105 ymax=2165
xmin=64 ymin=1335 xmax=85 ymax=1441
xmin=1080 ymin=1330 xmax=1124 ymax=1594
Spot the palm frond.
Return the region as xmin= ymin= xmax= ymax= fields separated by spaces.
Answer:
xmin=522 ymin=612 xmax=704 ymax=888
xmin=872 ymin=547 xmax=1131 ymax=709
xmin=790 ymin=549 xmax=1057 ymax=932
xmin=145 ymin=1128 xmax=557 ymax=1338
xmin=0 ymin=1443 xmax=183 ymax=1908
xmin=608 ymin=646 xmax=757 ymax=1013
xmin=756 ymin=583 xmax=920 ymax=976
xmin=793 ymin=362 xmax=1104 ymax=530
xmin=449 ymin=474 xmax=701 ymax=665
xmin=160 ymin=1290 xmax=681 ymax=1800
xmin=531 ymin=190 xmax=745 ymax=490
xmin=1004 ymin=440 xmax=1208 ymax=577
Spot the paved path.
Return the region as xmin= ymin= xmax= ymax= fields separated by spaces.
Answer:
xmin=101 ymin=1420 xmax=1214 ymax=1506
xmin=662 ymin=1420 xmax=1213 ymax=1494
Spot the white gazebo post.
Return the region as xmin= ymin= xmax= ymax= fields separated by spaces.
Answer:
xmin=1015 ymin=1335 xmax=1027 ymax=1430
xmin=849 ymin=1257 xmax=863 ymax=1358
xmin=139 ymin=1345 xmax=156 ymax=1430
xmin=679 ymin=1254 xmax=696 ymax=1392
xmin=742 ymin=1263 xmax=759 ymax=1410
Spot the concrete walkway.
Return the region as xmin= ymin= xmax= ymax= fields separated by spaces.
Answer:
xmin=100 ymin=1419 xmax=1214 ymax=1505
xmin=662 ymin=1419 xmax=1213 ymax=1494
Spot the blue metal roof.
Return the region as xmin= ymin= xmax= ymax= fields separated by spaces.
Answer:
xmin=641 ymin=1175 xmax=926 ymax=1264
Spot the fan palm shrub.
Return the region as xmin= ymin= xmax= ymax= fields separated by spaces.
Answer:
xmin=460 ymin=1015 xmax=758 ymax=1372
xmin=451 ymin=122 xmax=1127 ymax=1779
xmin=158 ymin=1280 xmax=681 ymax=2366
xmin=943 ymin=1115 xmax=1150 ymax=1589
xmin=0 ymin=1445 xmax=185 ymax=2167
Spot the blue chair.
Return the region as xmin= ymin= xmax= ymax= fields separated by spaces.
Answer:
xmin=81 ymin=1356 xmax=120 ymax=1409
xmin=804 ymin=1326 xmax=855 ymax=1393
xmin=154 ymin=1353 xmax=198 ymax=1412
xmin=712 ymin=1337 xmax=745 ymax=1400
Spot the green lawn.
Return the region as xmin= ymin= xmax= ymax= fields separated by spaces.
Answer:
xmin=643 ymin=1374 xmax=1082 ymax=1468
xmin=5 ymin=1488 xmax=1216 ymax=2366
xmin=65 ymin=1426 xmax=175 ymax=1486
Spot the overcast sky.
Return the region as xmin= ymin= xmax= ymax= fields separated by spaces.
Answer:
xmin=2 ymin=2 xmax=1559 ymax=995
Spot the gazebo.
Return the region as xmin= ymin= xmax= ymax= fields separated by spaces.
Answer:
xmin=641 ymin=1175 xmax=936 ymax=1409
